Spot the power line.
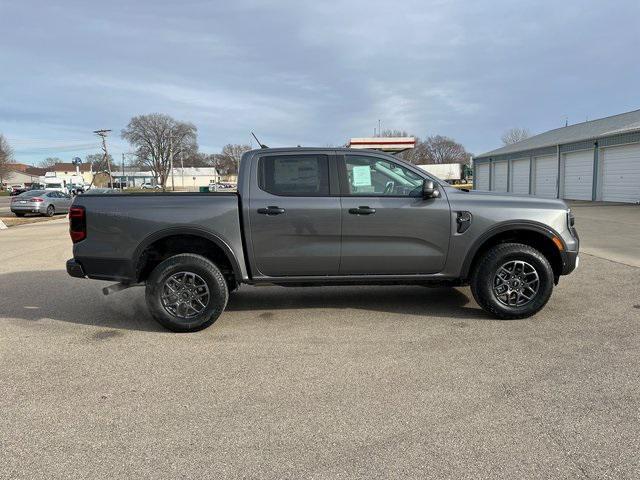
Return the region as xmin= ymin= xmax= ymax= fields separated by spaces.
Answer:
xmin=7 ymin=138 xmax=98 ymax=144
xmin=13 ymin=144 xmax=99 ymax=153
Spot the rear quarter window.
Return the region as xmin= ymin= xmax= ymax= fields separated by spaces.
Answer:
xmin=258 ymin=154 xmax=329 ymax=196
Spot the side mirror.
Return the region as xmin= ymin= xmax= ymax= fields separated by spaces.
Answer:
xmin=422 ymin=180 xmax=440 ymax=199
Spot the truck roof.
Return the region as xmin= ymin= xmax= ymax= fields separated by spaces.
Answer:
xmin=244 ymin=146 xmax=400 ymax=157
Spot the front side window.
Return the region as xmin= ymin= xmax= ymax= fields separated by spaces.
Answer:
xmin=259 ymin=154 xmax=329 ymax=196
xmin=343 ymin=155 xmax=423 ymax=196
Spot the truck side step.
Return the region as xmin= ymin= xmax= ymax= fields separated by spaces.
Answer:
xmin=102 ymin=282 xmax=140 ymax=296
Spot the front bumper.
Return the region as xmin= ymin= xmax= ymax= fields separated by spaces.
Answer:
xmin=66 ymin=258 xmax=86 ymax=278
xmin=560 ymin=250 xmax=579 ymax=275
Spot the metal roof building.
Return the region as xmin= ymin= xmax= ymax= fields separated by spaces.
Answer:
xmin=473 ymin=109 xmax=640 ymax=203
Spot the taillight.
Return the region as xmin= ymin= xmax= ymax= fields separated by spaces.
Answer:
xmin=31 ymin=197 xmax=44 ymax=202
xmin=69 ymin=206 xmax=86 ymax=243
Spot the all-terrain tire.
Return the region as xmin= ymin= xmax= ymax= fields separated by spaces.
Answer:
xmin=145 ymin=253 xmax=229 ymax=332
xmin=470 ymin=243 xmax=554 ymax=319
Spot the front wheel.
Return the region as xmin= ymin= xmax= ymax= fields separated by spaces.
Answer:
xmin=470 ymin=243 xmax=554 ymax=319
xmin=145 ymin=254 xmax=229 ymax=332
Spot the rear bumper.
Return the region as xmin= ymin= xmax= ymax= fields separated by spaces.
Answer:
xmin=66 ymin=258 xmax=86 ymax=278
xmin=11 ymin=205 xmax=43 ymax=213
xmin=67 ymin=256 xmax=134 ymax=282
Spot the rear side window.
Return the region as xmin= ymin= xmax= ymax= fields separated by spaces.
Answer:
xmin=258 ymin=154 xmax=329 ymax=196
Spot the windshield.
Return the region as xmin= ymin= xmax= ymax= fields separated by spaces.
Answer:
xmin=45 ymin=184 xmax=62 ymax=188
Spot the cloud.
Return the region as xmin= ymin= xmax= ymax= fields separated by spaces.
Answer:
xmin=1 ymin=0 xmax=639 ymax=163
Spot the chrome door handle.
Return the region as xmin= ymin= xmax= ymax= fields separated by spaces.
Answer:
xmin=348 ymin=206 xmax=376 ymax=215
xmin=257 ymin=206 xmax=286 ymax=215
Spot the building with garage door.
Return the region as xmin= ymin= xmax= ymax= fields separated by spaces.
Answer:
xmin=473 ymin=109 xmax=640 ymax=203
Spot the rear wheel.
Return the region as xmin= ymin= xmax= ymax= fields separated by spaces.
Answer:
xmin=470 ymin=243 xmax=554 ymax=319
xmin=45 ymin=205 xmax=55 ymax=217
xmin=14 ymin=212 xmax=25 ymax=217
xmin=145 ymin=253 xmax=229 ymax=332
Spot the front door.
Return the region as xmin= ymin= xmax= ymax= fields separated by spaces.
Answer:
xmin=248 ymin=152 xmax=341 ymax=277
xmin=338 ymin=153 xmax=451 ymax=275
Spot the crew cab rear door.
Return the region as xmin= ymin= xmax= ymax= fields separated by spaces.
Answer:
xmin=337 ymin=152 xmax=450 ymax=274
xmin=247 ymin=151 xmax=341 ymax=277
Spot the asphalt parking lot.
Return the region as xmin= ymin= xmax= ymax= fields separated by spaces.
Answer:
xmin=0 ymin=196 xmax=11 ymax=216
xmin=1 ymin=204 xmax=638 ymax=479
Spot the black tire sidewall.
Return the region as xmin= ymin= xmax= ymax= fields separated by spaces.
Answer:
xmin=145 ymin=254 xmax=228 ymax=332
xmin=472 ymin=244 xmax=554 ymax=319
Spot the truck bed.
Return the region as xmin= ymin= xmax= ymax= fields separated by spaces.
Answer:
xmin=71 ymin=192 xmax=247 ymax=282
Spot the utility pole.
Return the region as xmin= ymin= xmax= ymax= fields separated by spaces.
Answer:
xmin=180 ymin=151 xmax=185 ymax=190
xmin=92 ymin=129 xmax=112 ymax=188
xmin=121 ymin=153 xmax=126 ymax=190
xmin=169 ymin=135 xmax=175 ymax=191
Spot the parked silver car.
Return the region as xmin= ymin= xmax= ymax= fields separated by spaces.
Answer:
xmin=10 ymin=190 xmax=72 ymax=217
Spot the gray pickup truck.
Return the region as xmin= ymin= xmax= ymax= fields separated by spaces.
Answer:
xmin=67 ymin=147 xmax=579 ymax=331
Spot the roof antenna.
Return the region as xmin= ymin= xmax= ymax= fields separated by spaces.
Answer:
xmin=251 ymin=132 xmax=268 ymax=148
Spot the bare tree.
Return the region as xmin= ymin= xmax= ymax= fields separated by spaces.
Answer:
xmin=0 ymin=134 xmax=14 ymax=188
xmin=38 ymin=157 xmax=62 ymax=169
xmin=121 ymin=113 xmax=198 ymax=190
xmin=180 ymin=151 xmax=211 ymax=168
xmin=501 ymin=127 xmax=530 ymax=145
xmin=379 ymin=129 xmax=427 ymax=165
xmin=85 ymin=153 xmax=114 ymax=169
xmin=380 ymin=129 xmax=410 ymax=138
xmin=214 ymin=144 xmax=251 ymax=175
xmin=422 ymin=135 xmax=470 ymax=164
xmin=83 ymin=153 xmax=115 ymax=187
xmin=370 ymin=129 xmax=471 ymax=166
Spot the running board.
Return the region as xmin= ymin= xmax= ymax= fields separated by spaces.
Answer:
xmin=102 ymin=282 xmax=141 ymax=296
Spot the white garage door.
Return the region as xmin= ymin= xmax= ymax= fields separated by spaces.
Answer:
xmin=562 ymin=150 xmax=593 ymax=200
xmin=510 ymin=158 xmax=530 ymax=194
xmin=491 ymin=161 xmax=508 ymax=192
xmin=475 ymin=163 xmax=490 ymax=190
xmin=533 ymin=155 xmax=558 ymax=198
xmin=601 ymin=144 xmax=640 ymax=203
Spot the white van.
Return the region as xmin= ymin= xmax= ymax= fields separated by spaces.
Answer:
xmin=44 ymin=181 xmax=67 ymax=193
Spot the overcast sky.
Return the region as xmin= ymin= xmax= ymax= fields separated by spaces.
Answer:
xmin=1 ymin=0 xmax=639 ymax=165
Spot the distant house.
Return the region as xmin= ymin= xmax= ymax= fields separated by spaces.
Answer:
xmin=2 ymin=161 xmax=221 ymax=191
xmin=166 ymin=167 xmax=220 ymax=190
xmin=47 ymin=162 xmax=95 ymax=185
xmin=1 ymin=164 xmax=47 ymax=188
xmin=111 ymin=166 xmax=220 ymax=189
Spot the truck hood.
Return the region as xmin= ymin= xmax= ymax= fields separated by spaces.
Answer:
xmin=445 ymin=187 xmax=569 ymax=210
